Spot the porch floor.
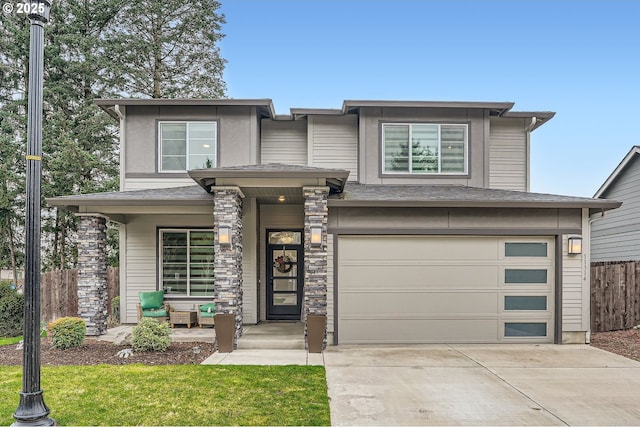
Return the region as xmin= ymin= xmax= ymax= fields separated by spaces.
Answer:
xmin=98 ymin=322 xmax=306 ymax=348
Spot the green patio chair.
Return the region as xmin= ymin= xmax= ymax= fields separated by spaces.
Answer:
xmin=136 ymin=290 xmax=170 ymax=322
xmin=197 ymin=303 xmax=216 ymax=328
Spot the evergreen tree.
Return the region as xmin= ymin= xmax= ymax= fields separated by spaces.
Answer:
xmin=106 ymin=0 xmax=227 ymax=98
xmin=0 ymin=1 xmax=227 ymax=271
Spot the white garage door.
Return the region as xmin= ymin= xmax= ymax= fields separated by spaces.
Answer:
xmin=337 ymin=236 xmax=554 ymax=344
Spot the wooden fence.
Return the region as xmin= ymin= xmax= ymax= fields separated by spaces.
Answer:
xmin=591 ymin=261 xmax=640 ymax=332
xmin=40 ymin=267 xmax=119 ymax=324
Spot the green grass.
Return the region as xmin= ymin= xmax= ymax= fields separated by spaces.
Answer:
xmin=0 ymin=365 xmax=330 ymax=426
xmin=0 ymin=336 xmax=22 ymax=346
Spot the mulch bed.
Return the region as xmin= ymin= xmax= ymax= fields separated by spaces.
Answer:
xmin=1 ymin=329 xmax=639 ymax=366
xmin=590 ymin=328 xmax=640 ymax=362
xmin=0 ymin=338 xmax=215 ymax=366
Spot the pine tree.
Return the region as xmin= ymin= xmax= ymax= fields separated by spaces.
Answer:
xmin=106 ymin=0 xmax=227 ymax=98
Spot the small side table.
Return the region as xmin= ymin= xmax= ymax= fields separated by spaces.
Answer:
xmin=169 ymin=310 xmax=197 ymax=328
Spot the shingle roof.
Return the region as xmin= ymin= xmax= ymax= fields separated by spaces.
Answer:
xmin=47 ymin=185 xmax=213 ymax=208
xmin=330 ymin=184 xmax=620 ymax=214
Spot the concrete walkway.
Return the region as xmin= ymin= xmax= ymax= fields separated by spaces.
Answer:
xmin=324 ymin=344 xmax=640 ymax=426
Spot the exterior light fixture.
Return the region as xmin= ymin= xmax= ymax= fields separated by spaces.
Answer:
xmin=218 ymin=226 xmax=231 ymax=247
xmin=310 ymin=226 xmax=322 ymax=246
xmin=278 ymin=195 xmax=286 ymax=203
xmin=568 ymin=236 xmax=582 ymax=255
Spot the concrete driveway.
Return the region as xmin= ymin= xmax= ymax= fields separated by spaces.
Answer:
xmin=324 ymin=344 xmax=640 ymax=426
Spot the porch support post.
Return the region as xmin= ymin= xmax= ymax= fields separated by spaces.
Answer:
xmin=303 ymin=186 xmax=329 ymax=350
xmin=76 ymin=214 xmax=108 ymax=336
xmin=212 ymin=186 xmax=244 ymax=349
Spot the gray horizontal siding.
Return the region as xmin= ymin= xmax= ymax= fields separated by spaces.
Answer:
xmin=591 ymin=156 xmax=640 ymax=262
xmin=489 ymin=119 xmax=526 ymax=191
xmin=261 ymin=119 xmax=307 ymax=165
xmin=309 ymin=115 xmax=358 ymax=181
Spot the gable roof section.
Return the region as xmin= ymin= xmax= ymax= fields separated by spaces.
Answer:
xmin=594 ymin=146 xmax=640 ymax=198
xmin=330 ymin=184 xmax=620 ymax=215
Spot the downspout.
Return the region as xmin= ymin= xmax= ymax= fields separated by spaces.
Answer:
xmin=525 ymin=117 xmax=537 ymax=192
xmin=114 ymin=105 xmax=125 ymax=191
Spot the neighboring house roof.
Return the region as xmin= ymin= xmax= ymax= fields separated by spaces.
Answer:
xmin=329 ymin=184 xmax=620 ymax=215
xmin=594 ymin=146 xmax=640 ymax=198
xmin=95 ymin=98 xmax=555 ymax=129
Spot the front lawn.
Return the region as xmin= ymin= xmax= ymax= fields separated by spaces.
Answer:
xmin=0 ymin=365 xmax=330 ymax=426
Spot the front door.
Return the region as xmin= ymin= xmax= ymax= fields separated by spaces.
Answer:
xmin=267 ymin=230 xmax=303 ymax=320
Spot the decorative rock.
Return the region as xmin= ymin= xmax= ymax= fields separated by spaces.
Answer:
xmin=117 ymin=348 xmax=133 ymax=358
xmin=113 ymin=330 xmax=132 ymax=346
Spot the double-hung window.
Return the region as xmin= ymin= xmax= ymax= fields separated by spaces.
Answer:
xmin=159 ymin=122 xmax=217 ymax=171
xmin=160 ymin=229 xmax=214 ymax=297
xmin=382 ymin=123 xmax=468 ymax=174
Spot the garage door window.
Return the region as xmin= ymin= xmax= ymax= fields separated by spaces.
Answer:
xmin=505 ymin=269 xmax=547 ymax=284
xmin=504 ymin=296 xmax=547 ymax=310
xmin=505 ymin=322 xmax=547 ymax=337
xmin=505 ymin=242 xmax=547 ymax=257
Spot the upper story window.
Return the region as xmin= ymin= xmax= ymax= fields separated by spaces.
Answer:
xmin=382 ymin=123 xmax=468 ymax=174
xmin=159 ymin=122 xmax=217 ymax=171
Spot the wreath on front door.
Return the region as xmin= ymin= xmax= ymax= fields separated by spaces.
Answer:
xmin=274 ymin=255 xmax=293 ymax=273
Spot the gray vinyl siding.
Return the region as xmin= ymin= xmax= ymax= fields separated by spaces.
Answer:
xmin=261 ymin=119 xmax=307 ymax=165
xmin=592 ymin=156 xmax=640 ymax=262
xmin=309 ymin=115 xmax=358 ymax=181
xmin=489 ymin=118 xmax=527 ymax=191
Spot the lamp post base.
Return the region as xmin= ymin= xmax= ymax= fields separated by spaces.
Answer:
xmin=12 ymin=391 xmax=55 ymax=426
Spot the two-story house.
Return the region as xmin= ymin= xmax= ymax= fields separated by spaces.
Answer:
xmin=47 ymin=98 xmax=619 ymax=348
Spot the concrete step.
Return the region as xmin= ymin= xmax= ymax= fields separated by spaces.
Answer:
xmin=237 ymin=337 xmax=305 ymax=350
xmin=237 ymin=322 xmax=305 ymax=350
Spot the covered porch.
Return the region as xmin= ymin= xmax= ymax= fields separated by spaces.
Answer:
xmin=47 ymin=164 xmax=349 ymax=352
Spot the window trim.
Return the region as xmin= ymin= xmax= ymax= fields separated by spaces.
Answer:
xmin=380 ymin=122 xmax=469 ymax=176
xmin=158 ymin=228 xmax=215 ymax=298
xmin=158 ymin=120 xmax=218 ymax=173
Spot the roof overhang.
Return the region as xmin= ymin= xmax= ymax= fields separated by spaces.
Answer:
xmin=594 ymin=146 xmax=640 ymax=198
xmin=95 ymin=98 xmax=277 ymax=120
xmin=188 ymin=164 xmax=350 ymax=194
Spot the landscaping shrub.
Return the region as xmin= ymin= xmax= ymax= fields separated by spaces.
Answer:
xmin=107 ymin=296 xmax=120 ymax=328
xmin=0 ymin=281 xmax=24 ymax=337
xmin=47 ymin=317 xmax=86 ymax=350
xmin=131 ymin=317 xmax=171 ymax=352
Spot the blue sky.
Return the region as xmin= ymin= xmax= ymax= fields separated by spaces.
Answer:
xmin=218 ymin=0 xmax=640 ymax=197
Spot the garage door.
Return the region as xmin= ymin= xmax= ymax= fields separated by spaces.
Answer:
xmin=337 ymin=236 xmax=554 ymax=344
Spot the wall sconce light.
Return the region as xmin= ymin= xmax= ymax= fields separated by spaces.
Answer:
xmin=568 ymin=236 xmax=582 ymax=255
xmin=219 ymin=226 xmax=231 ymax=247
xmin=310 ymin=226 xmax=322 ymax=246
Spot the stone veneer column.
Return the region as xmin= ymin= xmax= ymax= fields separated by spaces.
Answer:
xmin=303 ymin=186 xmax=329 ymax=350
xmin=77 ymin=215 xmax=108 ymax=336
xmin=212 ymin=186 xmax=244 ymax=349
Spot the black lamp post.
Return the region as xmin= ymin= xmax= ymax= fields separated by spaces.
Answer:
xmin=13 ymin=1 xmax=54 ymax=426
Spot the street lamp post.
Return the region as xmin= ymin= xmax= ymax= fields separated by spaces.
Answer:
xmin=13 ymin=1 xmax=55 ymax=426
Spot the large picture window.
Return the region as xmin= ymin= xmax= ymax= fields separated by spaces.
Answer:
xmin=382 ymin=123 xmax=467 ymax=174
xmin=160 ymin=229 xmax=214 ymax=297
xmin=159 ymin=122 xmax=217 ymax=171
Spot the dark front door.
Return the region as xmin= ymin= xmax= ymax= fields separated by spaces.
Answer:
xmin=267 ymin=230 xmax=303 ymax=320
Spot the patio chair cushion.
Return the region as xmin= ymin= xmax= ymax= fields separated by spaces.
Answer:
xmin=142 ymin=308 xmax=168 ymax=318
xmin=199 ymin=311 xmax=215 ymax=318
xmin=200 ymin=303 xmax=216 ymax=313
xmin=139 ymin=291 xmax=164 ymax=310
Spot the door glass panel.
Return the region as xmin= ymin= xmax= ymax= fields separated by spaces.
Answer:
xmin=504 ymin=296 xmax=547 ymax=311
xmin=273 ymin=279 xmax=297 ymax=291
xmin=273 ymin=293 xmax=297 ymax=306
xmin=505 ymin=269 xmax=548 ymax=284
xmin=505 ymin=243 xmax=548 ymax=257
xmin=273 ymin=249 xmax=297 ymax=277
xmin=505 ymin=322 xmax=547 ymax=337
xmin=269 ymin=231 xmax=301 ymax=245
